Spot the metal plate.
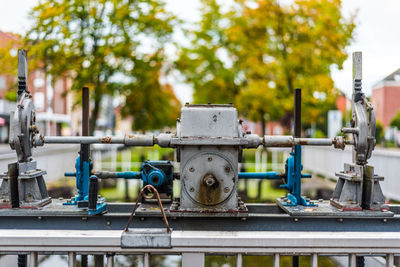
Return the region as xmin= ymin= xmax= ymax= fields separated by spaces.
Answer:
xmin=182 ymin=152 xmax=236 ymax=206
xmin=121 ymin=228 xmax=171 ymax=248
xmin=277 ymin=200 xmax=394 ymax=217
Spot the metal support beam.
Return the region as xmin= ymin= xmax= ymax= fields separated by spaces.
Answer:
xmin=273 ymin=253 xmax=280 ymax=267
xmin=68 ymin=252 xmax=76 ymax=267
xmin=236 ymin=253 xmax=242 ymax=267
xmin=94 ymin=255 xmax=104 ymax=267
xmin=386 ymin=253 xmax=394 ymax=267
xmin=349 ymin=254 xmax=356 ymax=267
xmin=311 ymin=253 xmax=318 ymax=267
xmin=29 ymin=252 xmax=37 ymax=267
xmin=182 ymin=253 xmax=205 ymax=267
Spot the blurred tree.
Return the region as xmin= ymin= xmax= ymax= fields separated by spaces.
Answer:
xmin=390 ymin=111 xmax=400 ymax=129
xmin=0 ymin=33 xmax=21 ymax=101
xmin=26 ymin=0 xmax=180 ymax=133
xmin=375 ymin=120 xmax=384 ymax=144
xmin=176 ymin=0 xmax=355 ymax=134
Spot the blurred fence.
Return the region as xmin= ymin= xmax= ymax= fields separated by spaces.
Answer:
xmin=303 ymin=146 xmax=400 ymax=201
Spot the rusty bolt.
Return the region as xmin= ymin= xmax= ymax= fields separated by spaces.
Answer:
xmin=203 ymin=174 xmax=216 ymax=187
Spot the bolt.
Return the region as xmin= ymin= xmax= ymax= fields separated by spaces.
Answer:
xmin=208 ymin=157 xmax=212 ymax=162
xmin=224 ymin=187 xmax=230 ymax=193
xmin=337 ymin=218 xmax=343 ymax=222
xmin=225 ymin=166 xmax=230 ymax=173
xmin=106 ymin=220 xmax=111 ymax=226
xmin=293 ymin=218 xmax=299 ymax=222
xmin=383 ymin=218 xmax=388 ymax=223
xmin=82 ymin=217 xmax=87 ymax=221
xmin=189 ymin=167 xmax=195 ymax=172
xmin=140 ymin=217 xmax=145 ymax=221
xmin=38 ymin=216 xmax=42 ymax=220
xmin=190 ymin=187 xmax=195 ymax=192
xmin=203 ymin=174 xmax=216 ymax=187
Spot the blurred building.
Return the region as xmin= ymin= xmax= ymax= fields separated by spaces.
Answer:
xmin=0 ymin=30 xmax=71 ymax=139
xmin=371 ymin=68 xmax=400 ymax=127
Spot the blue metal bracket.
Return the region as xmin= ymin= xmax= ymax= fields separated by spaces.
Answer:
xmin=279 ymin=145 xmax=316 ymax=206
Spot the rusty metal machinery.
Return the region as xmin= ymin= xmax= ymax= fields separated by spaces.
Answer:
xmin=0 ymin=50 xmax=389 ymax=221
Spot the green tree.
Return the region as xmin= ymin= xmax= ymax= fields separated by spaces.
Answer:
xmin=176 ymin=0 xmax=355 ymax=134
xmin=390 ymin=111 xmax=400 ymax=129
xmin=26 ymin=0 xmax=180 ymax=133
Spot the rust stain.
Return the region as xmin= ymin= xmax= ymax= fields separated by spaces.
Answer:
xmin=100 ymin=136 xmax=112 ymax=143
xmin=197 ymin=173 xmax=222 ymax=206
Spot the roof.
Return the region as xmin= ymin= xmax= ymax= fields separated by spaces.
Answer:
xmin=382 ymin=68 xmax=400 ymax=82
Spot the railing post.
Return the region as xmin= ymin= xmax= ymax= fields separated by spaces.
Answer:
xmin=29 ymin=252 xmax=38 ymax=267
xmin=236 ymin=253 xmax=243 ymax=267
xmin=273 ymin=253 xmax=280 ymax=267
xmin=94 ymin=255 xmax=104 ymax=267
xmin=348 ymin=254 xmax=356 ymax=267
xmin=182 ymin=253 xmax=205 ymax=267
xmin=311 ymin=253 xmax=318 ymax=267
xmin=68 ymin=252 xmax=76 ymax=267
xmin=387 ymin=253 xmax=394 ymax=267
xmin=144 ymin=253 xmax=150 ymax=267
xmin=106 ymin=254 xmax=114 ymax=267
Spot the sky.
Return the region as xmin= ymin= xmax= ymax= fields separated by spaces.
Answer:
xmin=0 ymin=0 xmax=399 ymax=103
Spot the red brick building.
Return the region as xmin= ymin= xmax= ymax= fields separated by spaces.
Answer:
xmin=0 ymin=30 xmax=71 ymax=138
xmin=371 ymin=69 xmax=400 ymax=127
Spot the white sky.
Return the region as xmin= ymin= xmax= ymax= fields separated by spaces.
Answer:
xmin=0 ymin=0 xmax=399 ymax=103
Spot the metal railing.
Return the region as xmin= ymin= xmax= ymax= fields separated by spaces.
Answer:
xmin=0 ymin=229 xmax=398 ymax=267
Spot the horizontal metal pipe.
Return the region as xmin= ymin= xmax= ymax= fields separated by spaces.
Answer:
xmin=238 ymin=172 xmax=282 ymax=180
xmin=43 ymin=134 xmax=155 ymax=146
xmin=262 ymin=136 xmax=353 ymax=148
xmin=64 ymin=171 xmax=141 ymax=179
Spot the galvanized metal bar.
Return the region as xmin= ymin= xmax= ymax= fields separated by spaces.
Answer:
xmin=386 ymin=253 xmax=394 ymax=267
xmin=68 ymin=252 xmax=76 ymax=267
xmin=273 ymin=253 xmax=280 ymax=267
xmin=349 ymin=254 xmax=356 ymax=267
xmin=144 ymin=253 xmax=150 ymax=267
xmin=94 ymin=254 xmax=104 ymax=267
xmin=182 ymin=253 xmax=205 ymax=267
xmin=236 ymin=253 xmax=242 ymax=267
xmin=106 ymin=254 xmax=114 ymax=267
xmin=310 ymin=253 xmax=318 ymax=267
xmin=29 ymin=251 xmax=38 ymax=267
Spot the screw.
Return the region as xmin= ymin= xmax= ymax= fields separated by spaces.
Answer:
xmin=189 ymin=167 xmax=195 ymax=172
xmin=224 ymin=187 xmax=230 ymax=193
xmin=106 ymin=220 xmax=111 ymax=226
xmin=190 ymin=187 xmax=195 ymax=192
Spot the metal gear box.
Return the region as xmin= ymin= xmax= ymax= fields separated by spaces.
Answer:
xmin=176 ymin=104 xmax=242 ymax=212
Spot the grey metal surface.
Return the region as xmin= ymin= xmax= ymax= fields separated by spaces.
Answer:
xmin=182 ymin=253 xmax=205 ymax=267
xmin=121 ymin=228 xmax=171 ymax=248
xmin=276 ymin=200 xmax=393 ymax=217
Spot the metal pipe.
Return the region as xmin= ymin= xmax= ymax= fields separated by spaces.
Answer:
xmin=236 ymin=253 xmax=242 ymax=267
xmin=68 ymin=252 xmax=76 ymax=267
xmin=65 ymin=171 xmax=141 ymax=179
xmin=263 ymin=136 xmax=351 ymax=147
xmin=44 ymin=135 xmax=155 ymax=146
xmin=238 ymin=172 xmax=282 ymax=180
xmin=29 ymin=252 xmax=38 ymax=267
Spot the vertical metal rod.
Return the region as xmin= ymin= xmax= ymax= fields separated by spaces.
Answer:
xmin=29 ymin=252 xmax=38 ymax=267
xmin=310 ymin=253 xmax=318 ymax=267
xmin=8 ymin=163 xmax=19 ymax=208
xmin=292 ymin=255 xmax=299 ymax=267
xmin=144 ymin=253 xmax=150 ymax=267
xmin=94 ymin=255 xmax=104 ymax=267
xmin=273 ymin=253 xmax=280 ymax=267
xmin=386 ymin=254 xmax=394 ymax=267
xmin=68 ymin=252 xmax=76 ymax=267
xmin=81 ymin=255 xmax=88 ymax=267
xmin=106 ymin=254 xmax=114 ymax=267
xmin=349 ymin=254 xmax=356 ymax=267
xmin=236 ymin=253 xmax=243 ymax=267
xmin=294 ymin=88 xmax=301 ymax=138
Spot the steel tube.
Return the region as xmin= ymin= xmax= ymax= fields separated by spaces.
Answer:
xmin=273 ymin=253 xmax=280 ymax=267
xmin=236 ymin=253 xmax=242 ymax=267
xmin=29 ymin=252 xmax=38 ymax=267
xmin=310 ymin=253 xmax=318 ymax=267
xmin=106 ymin=254 xmax=115 ymax=267
xmin=44 ymin=135 xmax=155 ymax=146
xmin=263 ymin=136 xmax=338 ymax=147
xmin=238 ymin=172 xmax=282 ymax=180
